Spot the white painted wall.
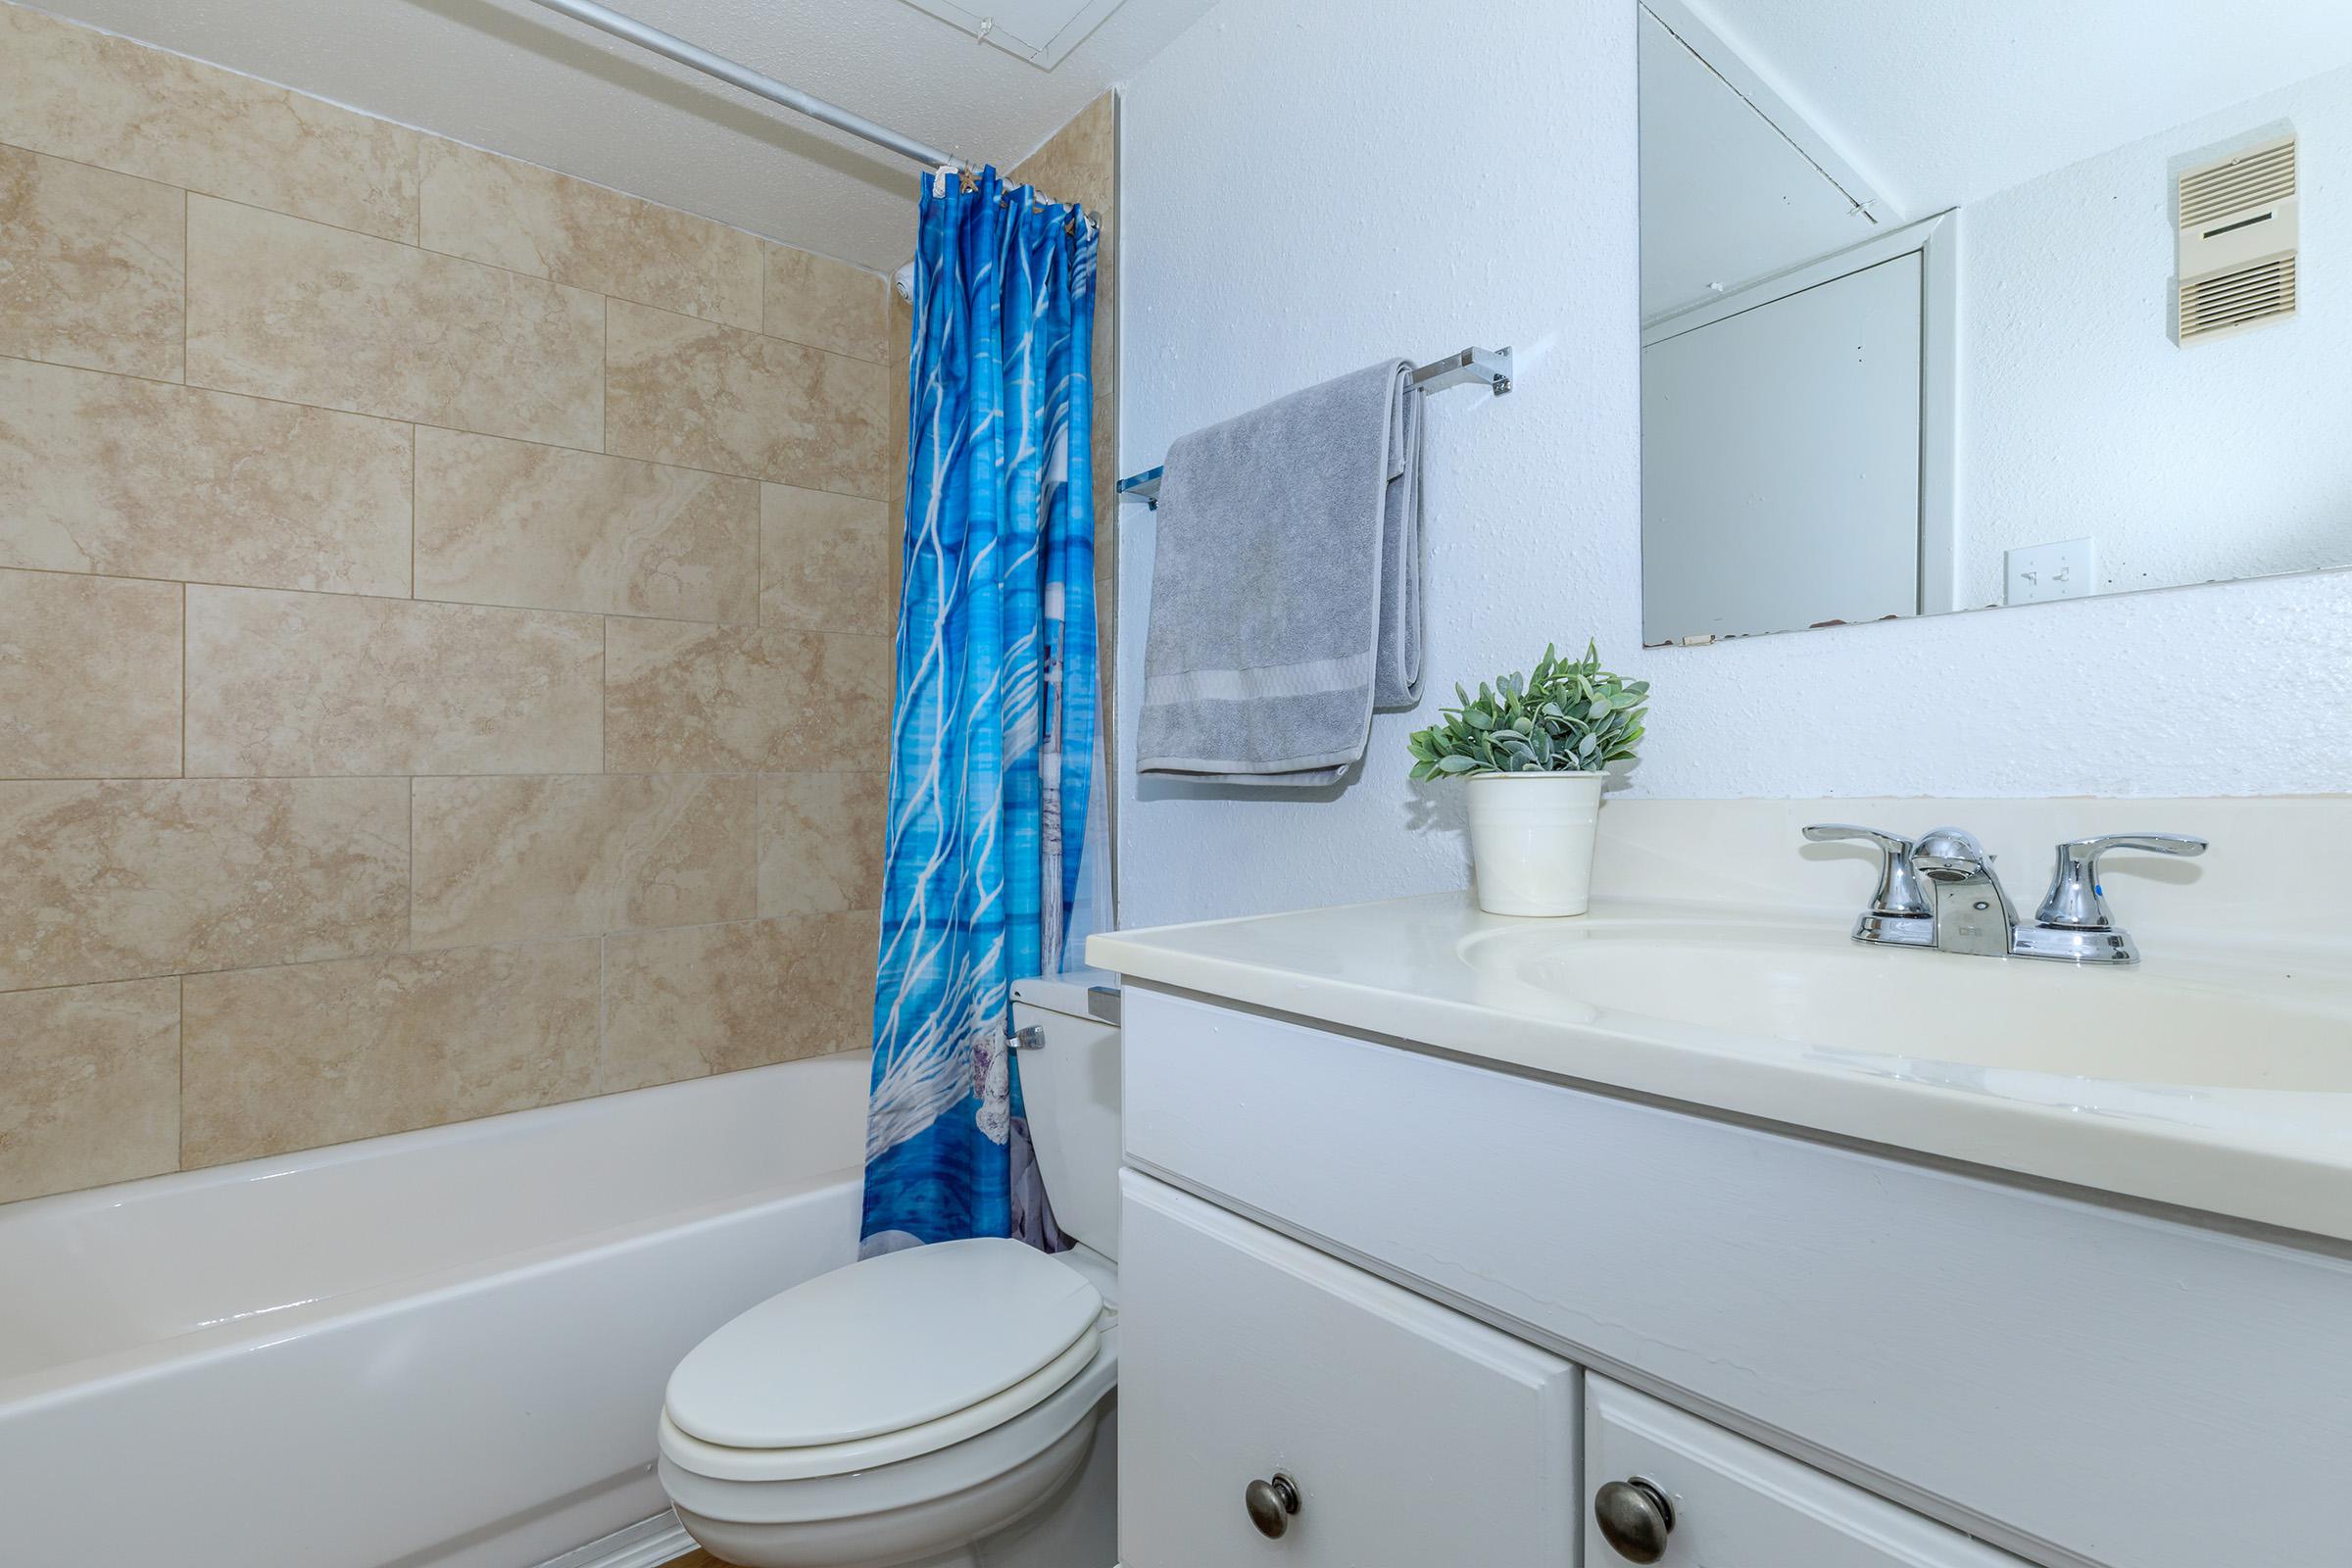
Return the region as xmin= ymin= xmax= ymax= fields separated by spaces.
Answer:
xmin=1958 ymin=65 xmax=2352 ymax=606
xmin=1115 ymin=0 xmax=2352 ymax=931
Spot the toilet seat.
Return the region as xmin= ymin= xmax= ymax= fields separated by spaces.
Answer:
xmin=660 ymin=1324 xmax=1102 ymax=1481
xmin=662 ymin=1237 xmax=1106 ymax=1484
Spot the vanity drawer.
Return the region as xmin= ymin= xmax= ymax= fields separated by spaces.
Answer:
xmin=1120 ymin=984 xmax=2352 ymax=1568
xmin=1118 ymin=1170 xmax=1580 ymax=1567
xmin=1585 ymin=1374 xmax=2024 ymax=1568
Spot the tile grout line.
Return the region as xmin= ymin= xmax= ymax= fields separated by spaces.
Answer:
xmin=181 ymin=188 xmax=767 ymax=334
xmin=0 ymin=76 xmax=899 ymax=299
xmin=0 ymin=348 xmax=889 ymax=504
xmin=407 ymin=135 xmax=422 ymax=249
xmin=173 ymin=974 xmax=185 ymax=1174
xmin=0 ymin=559 xmax=846 ymax=629
xmin=182 ymin=184 xmax=894 ymax=363
xmin=0 ymin=130 xmax=897 ymax=361
xmin=1 ymin=765 xmax=886 ymax=785
xmin=178 ymin=581 xmax=187 ymax=777
xmin=407 ymin=776 xmax=418 ymax=956
xmin=178 ymin=184 xmax=189 ymax=385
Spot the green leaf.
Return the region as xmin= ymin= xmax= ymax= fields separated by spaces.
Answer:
xmin=1408 ymin=641 xmax=1649 ymax=775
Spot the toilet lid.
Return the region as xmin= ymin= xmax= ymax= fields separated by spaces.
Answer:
xmin=664 ymin=1237 xmax=1103 ymax=1450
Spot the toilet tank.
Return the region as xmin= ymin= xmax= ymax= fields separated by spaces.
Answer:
xmin=1010 ymin=969 xmax=1122 ymax=1262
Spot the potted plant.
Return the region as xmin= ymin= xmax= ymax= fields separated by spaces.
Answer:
xmin=1406 ymin=642 xmax=1648 ymax=916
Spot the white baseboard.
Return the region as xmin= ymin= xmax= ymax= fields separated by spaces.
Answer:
xmin=533 ymin=1510 xmax=696 ymax=1568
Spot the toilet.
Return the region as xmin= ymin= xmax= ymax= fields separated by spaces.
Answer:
xmin=658 ymin=973 xmax=1123 ymax=1568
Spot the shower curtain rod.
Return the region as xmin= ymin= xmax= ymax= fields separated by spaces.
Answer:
xmin=522 ymin=0 xmax=966 ymax=172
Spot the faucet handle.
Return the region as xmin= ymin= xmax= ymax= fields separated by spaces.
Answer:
xmin=1802 ymin=823 xmax=1931 ymax=917
xmin=2034 ymin=833 xmax=2208 ymax=931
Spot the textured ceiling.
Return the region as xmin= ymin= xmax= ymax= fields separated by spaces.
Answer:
xmin=1679 ymin=0 xmax=2352 ymax=217
xmin=23 ymin=0 xmax=1213 ymax=270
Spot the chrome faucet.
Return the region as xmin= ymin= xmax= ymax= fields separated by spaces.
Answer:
xmin=1908 ymin=827 xmax=2014 ymax=957
xmin=1803 ymin=824 xmax=2206 ymax=965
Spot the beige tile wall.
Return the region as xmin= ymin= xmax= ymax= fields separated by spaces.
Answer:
xmin=0 ymin=2 xmax=899 ymax=1204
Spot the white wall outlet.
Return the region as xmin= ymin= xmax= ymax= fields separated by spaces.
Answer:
xmin=2005 ymin=538 xmax=2098 ymax=605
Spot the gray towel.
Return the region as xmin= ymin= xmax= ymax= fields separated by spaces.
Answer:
xmin=1136 ymin=359 xmax=1424 ymax=786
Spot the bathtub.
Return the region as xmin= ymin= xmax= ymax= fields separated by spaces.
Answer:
xmin=0 ymin=1053 xmax=871 ymax=1568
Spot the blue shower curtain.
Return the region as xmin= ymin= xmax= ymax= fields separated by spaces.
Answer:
xmin=860 ymin=169 xmax=1098 ymax=1256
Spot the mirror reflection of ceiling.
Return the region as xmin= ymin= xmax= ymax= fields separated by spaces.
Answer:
xmin=1640 ymin=0 xmax=2352 ymax=320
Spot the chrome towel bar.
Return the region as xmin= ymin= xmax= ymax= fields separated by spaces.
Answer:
xmin=1116 ymin=346 xmax=1512 ymax=508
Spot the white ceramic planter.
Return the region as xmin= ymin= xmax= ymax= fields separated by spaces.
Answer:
xmin=1465 ymin=771 xmax=1604 ymax=916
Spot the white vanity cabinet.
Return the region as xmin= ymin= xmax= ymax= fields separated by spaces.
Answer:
xmin=1116 ymin=1166 xmax=2030 ymax=1568
xmin=1117 ymin=1171 xmax=1581 ymax=1565
xmin=1111 ymin=982 xmax=2352 ymax=1568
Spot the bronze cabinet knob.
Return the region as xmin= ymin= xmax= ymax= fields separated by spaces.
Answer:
xmin=1245 ymin=1472 xmax=1302 ymax=1539
xmin=1593 ymin=1476 xmax=1675 ymax=1563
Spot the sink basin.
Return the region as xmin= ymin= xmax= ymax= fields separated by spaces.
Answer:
xmin=1461 ymin=921 xmax=2352 ymax=1092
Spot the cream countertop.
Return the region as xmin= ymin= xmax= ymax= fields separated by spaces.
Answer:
xmin=1090 ymin=890 xmax=2352 ymax=1246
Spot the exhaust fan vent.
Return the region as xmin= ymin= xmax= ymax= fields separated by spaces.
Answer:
xmin=2180 ymin=256 xmax=2298 ymax=342
xmin=2179 ymin=137 xmax=2296 ymax=227
xmin=2177 ymin=133 xmax=2299 ymax=344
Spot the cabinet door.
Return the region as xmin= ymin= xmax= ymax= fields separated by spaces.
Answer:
xmin=1585 ymin=1375 xmax=2025 ymax=1568
xmin=1119 ymin=1171 xmax=1579 ymax=1568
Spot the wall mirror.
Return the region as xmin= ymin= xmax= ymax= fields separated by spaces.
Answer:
xmin=1638 ymin=1 xmax=2352 ymax=645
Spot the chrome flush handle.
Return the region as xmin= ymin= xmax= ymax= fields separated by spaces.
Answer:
xmin=2034 ymin=833 xmax=2208 ymax=931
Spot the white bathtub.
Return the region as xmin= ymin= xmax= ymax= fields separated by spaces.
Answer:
xmin=0 ymin=1053 xmax=871 ymax=1568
